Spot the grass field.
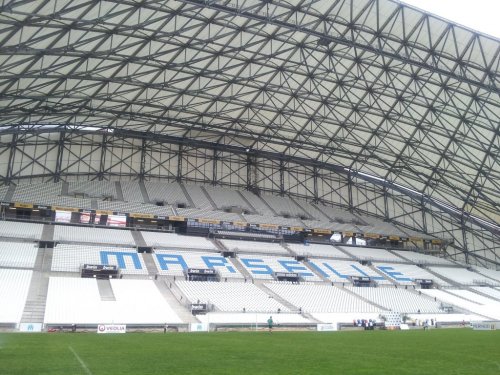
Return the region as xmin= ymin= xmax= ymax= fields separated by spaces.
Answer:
xmin=0 ymin=329 xmax=499 ymax=375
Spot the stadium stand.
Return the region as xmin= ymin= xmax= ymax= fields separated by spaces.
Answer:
xmin=153 ymin=250 xmax=243 ymax=279
xmin=239 ymin=191 xmax=275 ymax=216
xmin=472 ymin=266 xmax=500 ymax=283
xmin=346 ymin=286 xmax=443 ymax=313
xmin=265 ymin=283 xmax=381 ymax=313
xmin=372 ymin=263 xmax=451 ymax=286
xmin=427 ymin=267 xmax=497 ymax=286
xmin=0 ymin=241 xmax=39 ymax=268
xmin=0 ymin=221 xmax=44 ymax=240
xmin=339 ymin=246 xmax=405 ymax=263
xmin=68 ymin=181 xmax=117 ymax=199
xmin=391 ymin=250 xmax=455 ymax=266
xmin=144 ymin=181 xmax=189 ymax=206
xmin=259 ymin=194 xmax=308 ymax=218
xmin=287 ymin=243 xmax=353 ymax=259
xmin=141 ymin=231 xmax=216 ymax=250
xmin=308 ymin=259 xmax=391 ymax=284
xmin=0 ymin=269 xmax=33 ymax=324
xmin=176 ymin=281 xmax=289 ymax=312
xmin=120 ymin=181 xmax=146 ymax=203
xmin=53 ymin=225 xmax=136 ymax=246
xmin=203 ymin=186 xmax=253 ymax=212
xmin=219 ymin=239 xmax=289 ymax=255
xmin=51 ymin=244 xmax=148 ymax=275
xmin=420 ymin=289 xmax=500 ymax=320
xmin=44 ymin=277 xmax=182 ymax=324
xmin=238 ymin=254 xmax=322 ymax=281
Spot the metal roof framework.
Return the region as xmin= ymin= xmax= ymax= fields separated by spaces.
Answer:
xmin=0 ymin=0 xmax=498 ymax=264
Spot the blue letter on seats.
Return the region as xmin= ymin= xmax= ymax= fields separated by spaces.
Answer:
xmin=100 ymin=251 xmax=142 ymax=269
xmin=156 ymin=254 xmax=188 ymax=271
xmin=201 ymin=256 xmax=236 ymax=273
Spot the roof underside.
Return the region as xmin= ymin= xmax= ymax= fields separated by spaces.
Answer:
xmin=0 ymin=0 xmax=499 ymax=224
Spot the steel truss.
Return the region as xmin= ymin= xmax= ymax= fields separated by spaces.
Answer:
xmin=0 ymin=1 xmax=498 ymax=265
xmin=0 ymin=126 xmax=497 ymax=267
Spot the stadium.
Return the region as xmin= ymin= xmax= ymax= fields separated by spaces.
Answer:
xmin=0 ymin=0 xmax=499 ymax=374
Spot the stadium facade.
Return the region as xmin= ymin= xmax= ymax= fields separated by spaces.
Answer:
xmin=0 ymin=0 xmax=498 ymax=267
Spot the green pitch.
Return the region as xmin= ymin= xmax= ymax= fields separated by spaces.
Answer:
xmin=0 ymin=329 xmax=499 ymax=375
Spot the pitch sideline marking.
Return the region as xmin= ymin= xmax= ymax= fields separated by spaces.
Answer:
xmin=69 ymin=345 xmax=93 ymax=375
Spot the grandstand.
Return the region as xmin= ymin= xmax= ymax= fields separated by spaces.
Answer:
xmin=0 ymin=0 xmax=498 ymax=336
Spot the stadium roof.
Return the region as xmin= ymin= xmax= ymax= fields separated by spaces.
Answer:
xmin=0 ymin=0 xmax=499 ymax=226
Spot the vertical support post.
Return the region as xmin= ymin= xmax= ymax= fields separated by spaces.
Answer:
xmin=212 ymin=148 xmax=218 ymax=186
xmin=54 ymin=130 xmax=65 ymax=183
xmin=5 ymin=133 xmax=18 ymax=184
xmin=279 ymin=159 xmax=285 ymax=196
xmin=139 ymin=137 xmax=146 ymax=182
xmin=98 ymin=133 xmax=107 ymax=181
xmin=176 ymin=144 xmax=183 ymax=183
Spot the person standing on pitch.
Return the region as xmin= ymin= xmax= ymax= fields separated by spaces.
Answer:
xmin=267 ymin=316 xmax=274 ymax=333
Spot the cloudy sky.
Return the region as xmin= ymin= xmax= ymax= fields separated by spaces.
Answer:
xmin=401 ymin=0 xmax=500 ymax=38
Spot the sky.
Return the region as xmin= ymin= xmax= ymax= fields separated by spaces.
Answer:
xmin=400 ymin=0 xmax=500 ymax=38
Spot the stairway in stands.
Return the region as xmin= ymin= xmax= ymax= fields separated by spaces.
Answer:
xmin=20 ymin=246 xmax=53 ymax=324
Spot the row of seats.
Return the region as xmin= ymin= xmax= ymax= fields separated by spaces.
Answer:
xmin=176 ymin=280 xmax=289 ymax=312
xmin=8 ymin=181 xmax=433 ymax=239
xmin=44 ymin=277 xmax=182 ymax=324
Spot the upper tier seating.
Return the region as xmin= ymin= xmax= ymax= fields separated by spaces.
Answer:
xmin=0 ymin=241 xmax=38 ymax=268
xmin=427 ymin=267 xmax=497 ymax=286
xmin=445 ymin=289 xmax=500 ymax=305
xmin=319 ymin=205 xmax=358 ymax=222
xmin=176 ymin=280 xmax=289 ymax=312
xmin=339 ymin=246 xmax=404 ymax=262
xmin=392 ymin=250 xmax=455 ymax=266
xmin=242 ymin=213 xmax=304 ymax=227
xmin=98 ymin=200 xmax=175 ymax=216
xmin=308 ymin=259 xmax=391 ymax=284
xmin=153 ymin=250 xmax=243 ymax=278
xmin=144 ymin=181 xmax=189 ymax=206
xmin=184 ymin=184 xmax=213 ymax=209
xmin=141 ymin=231 xmax=216 ymax=250
xmin=121 ymin=181 xmax=145 ymax=203
xmin=239 ymin=191 xmax=275 ymax=216
xmin=0 ymin=221 xmax=44 ymax=240
xmin=52 ymin=244 xmax=148 ymax=275
xmin=346 ymin=286 xmax=442 ymax=313
xmin=12 ymin=183 xmax=63 ymax=203
xmin=0 ymin=185 xmax=9 ymax=201
xmin=260 ymin=194 xmax=308 ymax=218
xmin=237 ymin=254 xmax=322 ymax=281
xmin=373 ymin=263 xmax=450 ymax=286
xmin=219 ymin=239 xmax=289 ymax=255
xmin=293 ymin=199 xmax=331 ymax=221
xmin=0 ymin=269 xmax=32 ymax=324
xmin=203 ymin=186 xmax=253 ymax=212
xmin=176 ymin=207 xmax=243 ymax=222
xmin=470 ymin=287 xmax=500 ymax=301
xmin=44 ymin=277 xmax=182 ymax=324
xmin=287 ymin=243 xmax=352 ymax=259
xmin=53 ymin=225 xmax=136 ymax=246
xmin=420 ymin=289 xmax=500 ymax=320
xmin=68 ymin=181 xmax=117 ymax=199
xmin=265 ymin=283 xmax=380 ymax=313
xmin=472 ymin=266 xmax=500 ymax=283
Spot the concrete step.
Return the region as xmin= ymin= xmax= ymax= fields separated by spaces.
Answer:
xmin=115 ymin=181 xmax=124 ymax=201
xmin=142 ymin=253 xmax=159 ymax=276
xmin=130 ymin=230 xmax=148 ymax=248
xmin=138 ymin=181 xmax=150 ymax=203
xmin=41 ymin=224 xmax=54 ymax=242
xmin=97 ymin=279 xmax=116 ymax=301
xmin=256 ymin=282 xmax=299 ymax=312
xmin=155 ymin=279 xmax=199 ymax=324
